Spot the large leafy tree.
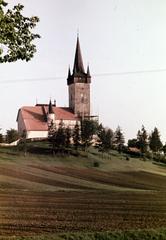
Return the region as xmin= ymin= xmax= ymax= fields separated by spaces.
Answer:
xmin=0 ymin=0 xmax=40 ymax=62
xmin=149 ymin=127 xmax=163 ymax=153
xmin=6 ymin=128 xmax=19 ymax=143
xmin=81 ymin=119 xmax=98 ymax=150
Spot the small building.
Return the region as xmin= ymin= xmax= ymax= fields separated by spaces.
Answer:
xmin=17 ymin=36 xmax=92 ymax=139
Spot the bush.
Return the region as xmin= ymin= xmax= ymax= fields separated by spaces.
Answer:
xmin=125 ymin=156 xmax=130 ymax=161
xmin=93 ymin=161 xmax=100 ymax=167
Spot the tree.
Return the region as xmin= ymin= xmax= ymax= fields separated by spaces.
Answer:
xmin=65 ymin=127 xmax=72 ymax=149
xmin=137 ymin=125 xmax=148 ymax=154
xmin=128 ymin=138 xmax=138 ymax=148
xmin=55 ymin=120 xmax=66 ymax=153
xmin=0 ymin=133 xmax=3 ymax=143
xmin=162 ymin=143 xmax=166 ymax=156
xmin=19 ymin=129 xmax=27 ymax=156
xmin=73 ymin=122 xmax=81 ymax=150
xmin=6 ymin=128 xmax=19 ymax=143
xmin=48 ymin=121 xmax=57 ymax=155
xmin=81 ymin=119 xmax=98 ymax=150
xmin=149 ymin=127 xmax=163 ymax=153
xmin=0 ymin=1 xmax=40 ymax=63
xmin=97 ymin=124 xmax=113 ymax=152
xmin=114 ymin=126 xmax=125 ymax=153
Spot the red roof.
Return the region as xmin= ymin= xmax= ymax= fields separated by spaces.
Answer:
xmin=17 ymin=106 xmax=78 ymax=131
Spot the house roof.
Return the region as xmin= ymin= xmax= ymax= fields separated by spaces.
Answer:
xmin=17 ymin=105 xmax=78 ymax=131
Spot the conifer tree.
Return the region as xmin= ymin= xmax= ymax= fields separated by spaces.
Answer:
xmin=97 ymin=124 xmax=113 ymax=152
xmin=65 ymin=127 xmax=72 ymax=149
xmin=149 ymin=127 xmax=163 ymax=153
xmin=162 ymin=143 xmax=166 ymax=156
xmin=48 ymin=121 xmax=57 ymax=155
xmin=73 ymin=122 xmax=80 ymax=150
xmin=137 ymin=125 xmax=148 ymax=154
xmin=55 ymin=120 xmax=66 ymax=152
xmin=114 ymin=126 xmax=125 ymax=153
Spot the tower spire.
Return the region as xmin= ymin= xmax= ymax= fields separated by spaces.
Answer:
xmin=68 ymin=65 xmax=71 ymax=78
xmin=48 ymin=99 xmax=54 ymax=114
xmin=73 ymin=36 xmax=85 ymax=74
xmin=87 ymin=64 xmax=91 ymax=77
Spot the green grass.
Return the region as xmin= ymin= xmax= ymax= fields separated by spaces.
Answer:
xmin=0 ymin=143 xmax=163 ymax=174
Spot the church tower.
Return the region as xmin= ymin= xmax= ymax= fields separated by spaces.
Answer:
xmin=67 ymin=36 xmax=91 ymax=118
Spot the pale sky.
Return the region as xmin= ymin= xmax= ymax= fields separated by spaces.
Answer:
xmin=1 ymin=0 xmax=166 ymax=142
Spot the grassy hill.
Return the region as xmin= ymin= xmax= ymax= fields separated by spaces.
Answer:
xmin=0 ymin=145 xmax=165 ymax=239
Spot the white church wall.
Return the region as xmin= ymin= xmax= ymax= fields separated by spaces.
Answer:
xmin=26 ymin=131 xmax=48 ymax=139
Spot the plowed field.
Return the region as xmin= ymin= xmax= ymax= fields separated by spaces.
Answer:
xmin=0 ymin=157 xmax=165 ymax=236
xmin=0 ymin=191 xmax=165 ymax=236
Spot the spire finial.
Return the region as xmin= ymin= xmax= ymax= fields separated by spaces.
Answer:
xmin=87 ymin=63 xmax=91 ymax=77
xmin=77 ymin=28 xmax=79 ymax=38
xmin=73 ymin=34 xmax=85 ymax=74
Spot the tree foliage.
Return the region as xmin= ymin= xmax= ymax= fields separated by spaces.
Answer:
xmin=72 ymin=122 xmax=81 ymax=150
xmin=0 ymin=0 xmax=40 ymax=62
xmin=114 ymin=126 xmax=125 ymax=153
xmin=128 ymin=138 xmax=138 ymax=148
xmin=162 ymin=143 xmax=166 ymax=156
xmin=97 ymin=124 xmax=114 ymax=152
xmin=137 ymin=125 xmax=148 ymax=154
xmin=81 ymin=119 xmax=98 ymax=150
xmin=0 ymin=133 xmax=3 ymax=143
xmin=65 ymin=127 xmax=72 ymax=149
xmin=6 ymin=128 xmax=19 ymax=143
xmin=149 ymin=127 xmax=163 ymax=153
xmin=55 ymin=121 xmax=66 ymax=151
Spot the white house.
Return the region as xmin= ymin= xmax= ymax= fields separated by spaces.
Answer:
xmin=17 ymin=101 xmax=79 ymax=139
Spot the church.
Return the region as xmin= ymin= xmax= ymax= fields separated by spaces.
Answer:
xmin=17 ymin=37 xmax=92 ymax=139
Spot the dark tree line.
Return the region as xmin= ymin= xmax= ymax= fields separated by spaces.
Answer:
xmin=0 ymin=128 xmax=19 ymax=143
xmin=128 ymin=125 xmax=164 ymax=155
xmin=48 ymin=119 xmax=125 ymax=155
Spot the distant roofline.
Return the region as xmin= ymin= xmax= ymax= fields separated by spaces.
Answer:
xmin=35 ymin=103 xmax=56 ymax=107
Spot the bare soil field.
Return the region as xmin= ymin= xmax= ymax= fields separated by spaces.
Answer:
xmin=0 ymin=191 xmax=165 ymax=236
xmin=0 ymin=151 xmax=165 ymax=236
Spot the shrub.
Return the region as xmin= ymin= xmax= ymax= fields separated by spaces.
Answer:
xmin=93 ymin=161 xmax=100 ymax=167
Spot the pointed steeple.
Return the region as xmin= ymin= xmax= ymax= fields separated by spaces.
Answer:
xmin=87 ymin=65 xmax=91 ymax=77
xmin=73 ymin=36 xmax=85 ymax=74
xmin=68 ymin=66 xmax=71 ymax=78
xmin=48 ymin=100 xmax=54 ymax=114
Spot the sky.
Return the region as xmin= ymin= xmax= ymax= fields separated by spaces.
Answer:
xmin=0 ymin=0 xmax=166 ymax=142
